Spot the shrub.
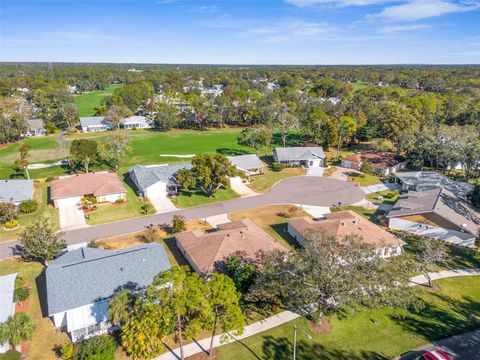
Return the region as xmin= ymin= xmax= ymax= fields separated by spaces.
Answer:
xmin=0 ymin=351 xmax=21 ymax=360
xmin=45 ymin=177 xmax=55 ymax=182
xmin=13 ymin=287 xmax=30 ymax=302
xmin=0 ymin=203 xmax=18 ymax=224
xmin=171 ymin=214 xmax=186 ymax=233
xmin=271 ymin=162 xmax=285 ymax=172
xmin=87 ymin=241 xmax=99 ymax=248
xmin=59 ymin=342 xmax=75 ymax=360
xmin=4 ymin=220 xmax=18 ymax=229
xmin=140 ymin=204 xmax=150 ymax=215
xmin=360 ymin=161 xmax=374 ymax=175
xmin=44 ymin=123 xmax=57 ymax=134
xmin=19 ymin=200 xmax=38 ymax=214
xmin=77 ymin=335 xmax=117 ymax=360
xmin=469 ymin=185 xmax=480 ymax=209
xmin=115 ymin=198 xmax=124 ymax=204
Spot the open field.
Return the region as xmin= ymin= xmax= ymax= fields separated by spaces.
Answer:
xmin=74 ymin=85 xmax=122 ymax=117
xmin=216 ymin=276 xmax=480 ymax=360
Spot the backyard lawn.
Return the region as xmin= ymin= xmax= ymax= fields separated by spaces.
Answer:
xmin=74 ymin=85 xmax=122 ymax=117
xmin=216 ymin=276 xmax=480 ymax=360
xmin=172 ymin=187 xmax=239 ymax=208
xmin=0 ymin=182 xmax=58 ymax=242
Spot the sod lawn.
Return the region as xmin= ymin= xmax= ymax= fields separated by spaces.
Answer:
xmin=248 ymin=165 xmax=305 ymax=193
xmin=74 ymin=85 xmax=122 ymax=117
xmin=347 ymin=172 xmax=382 ymax=186
xmin=172 ymin=187 xmax=239 ymax=208
xmin=216 ymin=276 xmax=480 ymax=360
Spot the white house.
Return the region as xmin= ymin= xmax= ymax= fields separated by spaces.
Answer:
xmin=80 ymin=116 xmax=111 ymax=133
xmin=25 ymin=119 xmax=46 ymax=136
xmin=227 ymin=154 xmax=265 ymax=176
xmin=0 ymin=179 xmax=34 ymax=205
xmin=273 ymin=147 xmax=325 ymax=168
xmin=45 ymin=244 xmax=171 ymax=342
xmin=121 ymin=116 xmax=153 ymax=129
xmin=0 ymin=273 xmax=17 ymax=353
xmin=340 ymin=151 xmax=406 ymax=176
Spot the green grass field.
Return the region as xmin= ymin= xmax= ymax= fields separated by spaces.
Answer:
xmin=351 ymin=82 xmax=369 ymax=90
xmin=172 ymin=187 xmax=239 ymax=208
xmin=216 ymin=276 xmax=480 ymax=360
xmin=74 ymin=84 xmax=122 ymax=117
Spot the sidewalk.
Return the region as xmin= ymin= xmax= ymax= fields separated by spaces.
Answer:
xmin=409 ymin=269 xmax=480 ymax=286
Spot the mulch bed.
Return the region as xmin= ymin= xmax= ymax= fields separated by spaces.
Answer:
xmin=308 ymin=319 xmax=331 ymax=334
xmin=186 ymin=349 xmax=216 ymax=360
xmin=14 ymin=281 xmax=31 ymax=355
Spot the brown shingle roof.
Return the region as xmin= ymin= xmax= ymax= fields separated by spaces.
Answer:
xmin=175 ymin=218 xmax=288 ymax=277
xmin=288 ymin=210 xmax=404 ymax=247
xmin=344 ymin=151 xmax=405 ymax=169
xmin=50 ymin=172 xmax=126 ymax=200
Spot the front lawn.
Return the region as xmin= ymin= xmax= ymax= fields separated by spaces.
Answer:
xmin=366 ymin=190 xmax=400 ymax=204
xmin=248 ymin=165 xmax=305 ymax=193
xmin=347 ymin=172 xmax=382 ymax=186
xmin=331 ymin=205 xmax=384 ymax=224
xmin=172 ymin=187 xmax=239 ymax=208
xmin=0 ymin=182 xmax=58 ymax=242
xmin=74 ymin=85 xmax=122 ymax=117
xmin=216 ymin=276 xmax=480 ymax=360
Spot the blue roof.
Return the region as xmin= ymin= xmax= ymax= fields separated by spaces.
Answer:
xmin=128 ymin=163 xmax=191 ymax=192
xmin=0 ymin=273 xmax=17 ymax=325
xmin=0 ymin=179 xmax=34 ymax=203
xmin=79 ymin=116 xmax=109 ymax=127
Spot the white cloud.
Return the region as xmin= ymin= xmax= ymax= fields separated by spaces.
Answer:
xmin=379 ymin=23 xmax=431 ymax=32
xmin=189 ymin=5 xmax=218 ymax=13
xmin=372 ymin=0 xmax=480 ymax=21
xmin=284 ymin=0 xmax=395 ymax=7
xmin=248 ymin=21 xmax=332 ymax=43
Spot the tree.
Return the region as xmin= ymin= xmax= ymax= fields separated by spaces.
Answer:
xmin=57 ymin=102 xmax=79 ymax=130
xmin=154 ymin=102 xmax=179 ymax=130
xmin=108 ymin=289 xmax=134 ymax=326
xmin=301 ymin=106 xmax=336 ymax=147
xmin=176 ymin=154 xmax=239 ymax=197
xmin=253 ymin=234 xmax=418 ymax=324
xmin=0 ymin=313 xmax=35 ymax=348
xmin=103 ymin=130 xmax=131 ymax=170
xmin=13 ymin=143 xmax=31 ymax=179
xmin=414 ymin=237 xmax=448 ymax=288
xmin=225 ymin=255 xmax=257 ymax=293
xmin=336 ymin=116 xmax=357 ymax=160
xmin=0 ymin=97 xmax=29 ymax=144
xmin=171 ymin=214 xmax=186 ymax=233
xmin=70 ymin=139 xmax=98 ymax=173
xmin=469 ymin=185 xmax=480 ymax=209
xmin=19 ymin=218 xmax=66 ymax=266
xmin=276 ymin=109 xmax=299 ymax=147
xmin=238 ymin=126 xmax=272 ymax=156
xmin=77 ymin=336 xmax=117 ymax=360
xmin=106 ymin=105 xmax=132 ymax=130
xmin=207 ymin=273 xmax=246 ymax=357
xmin=147 ymin=266 xmax=213 ymax=360
xmin=0 ymin=202 xmax=18 ymax=224
xmin=360 ymin=161 xmax=374 ymax=175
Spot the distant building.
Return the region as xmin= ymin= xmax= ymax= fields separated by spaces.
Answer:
xmin=25 ymin=119 xmax=46 ymax=136
xmin=45 ymin=243 xmax=171 ymax=342
xmin=0 ymin=179 xmax=34 ymax=205
xmin=273 ymin=147 xmax=325 ymax=168
xmin=175 ymin=218 xmax=288 ymax=278
xmin=121 ymin=116 xmax=153 ymax=129
xmin=387 ymin=188 xmax=480 ymax=248
xmin=288 ymin=210 xmax=405 ymax=258
xmin=0 ymin=273 xmax=17 ymax=353
xmin=341 ymin=151 xmax=406 ymax=176
xmin=80 ymin=116 xmax=111 ymax=133
xmin=227 ymin=154 xmax=264 ymax=176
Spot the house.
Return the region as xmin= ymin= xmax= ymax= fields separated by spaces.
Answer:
xmin=80 ymin=116 xmax=111 ymax=133
xmin=128 ymin=163 xmax=191 ymax=200
xmin=0 ymin=179 xmax=34 ymax=205
xmin=45 ymin=243 xmax=171 ymax=342
xmin=0 ymin=273 xmax=17 ymax=353
xmin=394 ymin=171 xmax=474 ymax=199
xmin=273 ymin=147 xmax=325 ymax=168
xmin=341 ymin=151 xmax=406 ymax=176
xmin=227 ymin=154 xmax=264 ymax=176
xmin=288 ymin=211 xmax=405 ymax=258
xmin=175 ymin=218 xmax=288 ymax=278
xmin=121 ymin=116 xmax=153 ymax=129
xmin=387 ymin=188 xmax=480 ymax=248
xmin=25 ymin=119 xmax=46 ymax=136
xmin=50 ymin=172 xmax=126 ymax=207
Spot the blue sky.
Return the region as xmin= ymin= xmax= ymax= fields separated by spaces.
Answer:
xmin=1 ymin=0 xmax=479 ymax=64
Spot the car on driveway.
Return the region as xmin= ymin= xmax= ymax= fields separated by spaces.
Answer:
xmin=415 ymin=350 xmax=452 ymax=360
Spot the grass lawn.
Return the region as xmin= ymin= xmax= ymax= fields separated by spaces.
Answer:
xmin=74 ymin=85 xmax=122 ymax=117
xmin=347 ymin=172 xmax=382 ymax=186
xmin=366 ymin=190 xmax=400 ymax=204
xmin=248 ymin=163 xmax=305 ymax=193
xmin=229 ymin=205 xmax=310 ymax=250
xmin=216 ymin=276 xmax=480 ymax=360
xmin=0 ymin=182 xmax=58 ymax=242
xmin=172 ymin=187 xmax=239 ymax=208
xmin=351 ymin=82 xmax=370 ymax=90
xmin=331 ymin=205 xmax=384 ymax=224
xmin=323 ymin=166 xmax=337 ymax=177
xmin=0 ymin=258 xmax=69 ymax=360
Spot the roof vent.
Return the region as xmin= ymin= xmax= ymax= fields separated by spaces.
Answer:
xmin=341 ymin=221 xmax=346 ymax=226
xmin=240 ymin=231 xmax=245 ymax=239
xmin=120 ymin=267 xmax=124 ymax=271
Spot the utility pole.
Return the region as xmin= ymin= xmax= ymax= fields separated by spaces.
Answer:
xmin=293 ymin=324 xmax=312 ymax=360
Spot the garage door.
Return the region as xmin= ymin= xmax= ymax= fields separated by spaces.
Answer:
xmin=56 ymin=196 xmax=81 ymax=207
xmin=57 ymin=196 xmax=86 ymax=230
xmin=145 ymin=183 xmax=176 ymax=213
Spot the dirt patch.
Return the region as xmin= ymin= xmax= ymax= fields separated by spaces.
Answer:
xmin=308 ymin=319 xmax=331 ymax=334
xmin=186 ymin=349 xmax=216 ymax=360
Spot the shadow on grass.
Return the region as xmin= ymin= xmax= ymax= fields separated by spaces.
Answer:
xmin=270 ymin=223 xmax=301 ymax=249
xmin=217 ymin=148 xmax=250 ymax=156
xmin=35 ymin=269 xmax=49 ymax=318
xmin=271 ymin=132 xmax=306 ymax=147
xmin=161 ymin=237 xmax=191 ymax=267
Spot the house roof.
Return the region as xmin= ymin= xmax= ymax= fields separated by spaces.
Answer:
xmin=128 ymin=163 xmax=192 ymax=192
xmin=79 ymin=116 xmax=109 ymax=127
xmin=45 ymin=243 xmax=171 ymax=315
xmin=175 ymin=218 xmax=288 ymax=277
xmin=0 ymin=273 xmax=17 ymax=324
xmin=27 ymin=119 xmax=44 ymax=130
xmin=288 ymin=210 xmax=404 ymax=248
xmin=50 ymin=172 xmax=126 ymax=200
xmin=387 ymin=188 xmax=480 ymax=236
xmin=0 ymin=179 xmax=34 ymax=204
xmin=274 ymin=147 xmax=325 ymax=162
xmin=227 ymin=154 xmax=264 ymax=172
xmin=121 ymin=116 xmax=152 ymax=125
xmin=344 ymin=151 xmax=405 ymax=169
xmin=395 ymin=171 xmax=474 ymax=198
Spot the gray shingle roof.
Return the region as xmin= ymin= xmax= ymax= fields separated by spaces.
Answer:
xmin=121 ymin=116 xmax=152 ymax=126
xmin=387 ymin=188 xmax=480 ymax=236
xmin=0 ymin=179 xmax=34 ymax=204
xmin=274 ymin=147 xmax=325 ymax=161
xmin=79 ymin=116 xmax=109 ymax=127
xmin=45 ymin=243 xmax=171 ymax=315
xmin=227 ymin=154 xmax=264 ymax=172
xmin=128 ymin=163 xmax=192 ymax=192
xmin=0 ymin=273 xmax=17 ymax=324
xmin=27 ymin=119 xmax=44 ymax=130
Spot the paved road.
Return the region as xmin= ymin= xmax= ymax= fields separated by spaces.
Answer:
xmin=0 ymin=176 xmax=364 ymax=259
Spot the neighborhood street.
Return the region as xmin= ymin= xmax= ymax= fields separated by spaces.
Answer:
xmin=0 ymin=176 xmax=364 ymax=259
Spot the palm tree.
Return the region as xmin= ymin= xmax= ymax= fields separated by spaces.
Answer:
xmin=0 ymin=313 xmax=35 ymax=350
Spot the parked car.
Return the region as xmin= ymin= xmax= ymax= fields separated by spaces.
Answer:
xmin=415 ymin=350 xmax=452 ymax=360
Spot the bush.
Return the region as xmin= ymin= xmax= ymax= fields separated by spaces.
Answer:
xmin=0 ymin=351 xmax=21 ymax=360
xmin=469 ymin=185 xmax=480 ymax=209
xmin=44 ymin=123 xmax=57 ymax=134
xmin=59 ymin=342 xmax=75 ymax=360
xmin=4 ymin=220 xmax=18 ymax=229
xmin=171 ymin=214 xmax=186 ymax=233
xmin=45 ymin=177 xmax=55 ymax=182
xmin=13 ymin=287 xmax=30 ymax=302
xmin=19 ymin=200 xmax=38 ymax=214
xmin=140 ymin=204 xmax=150 ymax=215
xmin=115 ymin=198 xmax=124 ymax=204
xmin=271 ymin=162 xmax=285 ymax=172
xmin=0 ymin=203 xmax=18 ymax=224
xmin=360 ymin=161 xmax=374 ymax=175
xmin=77 ymin=336 xmax=117 ymax=360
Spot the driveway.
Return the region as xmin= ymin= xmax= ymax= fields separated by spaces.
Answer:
xmin=149 ymin=194 xmax=177 ymax=213
xmin=0 ymin=177 xmax=365 ymax=258
xmin=229 ymin=176 xmax=257 ymax=197
xmin=57 ymin=200 xmax=87 ymax=230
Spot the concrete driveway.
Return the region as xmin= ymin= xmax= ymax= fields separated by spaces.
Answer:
xmin=149 ymin=194 xmax=177 ymax=213
xmin=58 ymin=201 xmax=87 ymax=230
xmin=229 ymin=176 xmax=257 ymax=197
